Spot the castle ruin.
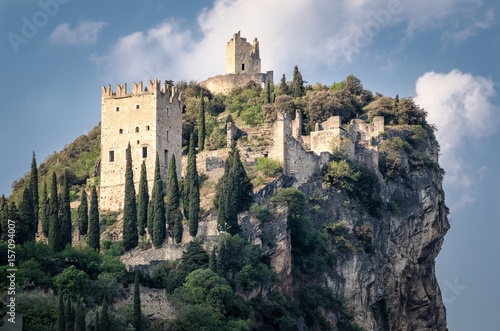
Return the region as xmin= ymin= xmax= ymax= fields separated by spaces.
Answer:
xmin=200 ymin=32 xmax=273 ymax=95
xmin=100 ymin=79 xmax=182 ymax=211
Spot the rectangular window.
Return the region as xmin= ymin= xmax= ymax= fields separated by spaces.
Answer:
xmin=164 ymin=149 xmax=168 ymax=167
xmin=167 ymin=131 xmax=169 ymax=142
xmin=242 ymin=63 xmax=245 ymax=71
xmin=142 ymin=146 xmax=148 ymax=159
xmin=109 ymin=150 xmax=115 ymax=163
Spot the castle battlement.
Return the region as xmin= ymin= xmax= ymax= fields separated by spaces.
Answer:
xmin=101 ymin=79 xmax=182 ymax=103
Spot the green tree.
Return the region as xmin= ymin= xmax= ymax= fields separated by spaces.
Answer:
xmin=151 ymin=153 xmax=166 ymax=247
xmin=60 ymin=171 xmax=72 ymax=249
xmin=209 ymin=247 xmax=216 ymax=272
xmin=188 ymin=172 xmax=200 ymax=238
xmin=137 ymin=161 xmax=149 ymax=237
xmin=19 ymin=185 xmax=35 ymax=244
xmin=133 ymin=273 xmax=141 ymax=331
xmin=74 ymin=299 xmax=85 ymax=331
xmin=123 ymin=143 xmax=139 ymax=251
xmin=292 ymin=65 xmax=305 ymax=98
xmin=265 ymin=78 xmax=272 ymax=104
xmin=95 ymin=310 xmax=100 ymax=331
xmin=7 ymin=202 xmax=20 ymax=242
xmin=87 ymin=186 xmax=100 ymax=250
xmin=31 ymin=151 xmax=39 ymax=229
xmin=53 ymin=265 xmax=90 ymax=299
xmin=179 ymin=237 xmax=209 ymax=281
xmin=198 ymin=91 xmax=206 ymax=151
xmin=0 ymin=195 xmax=7 ymax=241
xmin=101 ymin=297 xmax=110 ymax=331
xmin=65 ymin=297 xmax=73 ymax=331
xmin=182 ymin=134 xmax=196 ymax=220
xmin=393 ymin=94 xmax=399 ymax=113
xmin=57 ymin=292 xmax=65 ymax=331
xmin=278 ymin=74 xmax=290 ymax=95
xmin=344 ymin=74 xmax=363 ymax=95
xmin=166 ymin=155 xmax=183 ymax=243
xmin=41 ymin=182 xmax=49 ymax=237
xmin=48 ymin=172 xmax=62 ymax=251
xmin=78 ymin=189 xmax=88 ymax=236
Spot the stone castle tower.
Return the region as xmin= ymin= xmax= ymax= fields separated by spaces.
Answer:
xmin=100 ymin=79 xmax=182 ymax=211
xmin=226 ymin=31 xmax=261 ymax=74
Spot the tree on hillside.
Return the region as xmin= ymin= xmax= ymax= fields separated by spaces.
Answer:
xmin=292 ymin=65 xmax=305 ymax=98
xmin=151 ymin=153 xmax=166 ymax=247
xmin=57 ymin=292 xmax=65 ymax=331
xmin=0 ymin=195 xmax=7 ymax=241
xmin=137 ymin=161 xmax=148 ymax=237
xmin=101 ymin=297 xmax=110 ymax=331
xmin=188 ymin=168 xmax=200 ymax=238
xmin=87 ymin=185 xmax=100 ymax=250
xmin=74 ymin=299 xmax=86 ymax=331
xmin=166 ymin=155 xmax=183 ymax=243
xmin=7 ymin=202 xmax=21 ymax=242
xmin=278 ymin=74 xmax=290 ymax=95
xmin=344 ymin=74 xmax=363 ymax=95
xmin=133 ymin=273 xmax=141 ymax=331
xmin=31 ymin=151 xmax=39 ymax=228
xmin=60 ymin=171 xmax=72 ymax=249
xmin=65 ymin=297 xmax=73 ymax=331
xmin=182 ymin=134 xmax=196 ymax=220
xmin=19 ymin=185 xmax=34 ymax=244
xmin=48 ymin=172 xmax=62 ymax=251
xmin=78 ymin=189 xmax=88 ymax=236
xmin=265 ymin=78 xmax=273 ymax=104
xmin=40 ymin=182 xmax=49 ymax=237
xmin=198 ymin=91 xmax=206 ymax=151
xmin=123 ymin=143 xmax=139 ymax=251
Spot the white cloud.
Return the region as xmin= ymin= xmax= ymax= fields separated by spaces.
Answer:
xmin=50 ymin=20 xmax=106 ymax=45
xmin=91 ymin=0 xmax=494 ymax=84
xmin=442 ymin=8 xmax=495 ymax=45
xmin=414 ymin=70 xmax=499 ymax=209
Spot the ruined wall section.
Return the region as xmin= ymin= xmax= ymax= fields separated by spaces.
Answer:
xmin=226 ymin=31 xmax=261 ymax=74
xmin=100 ymin=79 xmax=182 ymax=211
xmin=200 ymin=71 xmax=273 ymax=95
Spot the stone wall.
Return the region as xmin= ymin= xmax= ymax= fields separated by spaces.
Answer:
xmin=200 ymin=71 xmax=273 ymax=95
xmin=226 ymin=31 xmax=261 ymax=74
xmin=100 ymin=79 xmax=182 ymax=211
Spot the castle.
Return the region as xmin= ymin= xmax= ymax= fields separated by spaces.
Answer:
xmin=100 ymin=79 xmax=182 ymax=211
xmin=200 ymin=31 xmax=274 ymax=95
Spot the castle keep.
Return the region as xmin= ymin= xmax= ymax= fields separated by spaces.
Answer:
xmin=100 ymin=79 xmax=182 ymax=211
xmin=201 ymin=32 xmax=273 ymax=95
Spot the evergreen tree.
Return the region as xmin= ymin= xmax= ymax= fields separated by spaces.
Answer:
xmin=265 ymin=78 xmax=272 ymax=104
xmin=48 ymin=172 xmax=62 ymax=251
xmin=74 ymin=299 xmax=85 ymax=331
xmin=151 ymin=154 xmax=166 ymax=247
xmin=225 ymin=155 xmax=240 ymax=235
xmin=166 ymin=155 xmax=182 ymax=243
xmin=41 ymin=182 xmax=49 ymax=237
xmin=19 ymin=185 xmax=34 ymax=244
xmin=57 ymin=292 xmax=65 ymax=331
xmin=101 ymin=297 xmax=110 ymax=331
xmin=78 ymin=189 xmax=88 ymax=236
xmin=230 ymin=143 xmax=253 ymax=212
xmin=292 ymin=65 xmax=305 ymax=98
xmin=95 ymin=310 xmax=100 ymax=331
xmin=0 ymin=195 xmax=7 ymax=241
xmin=123 ymin=143 xmax=139 ymax=251
xmin=182 ymin=134 xmax=196 ymax=219
xmin=87 ymin=186 xmax=100 ymax=250
xmin=31 ymin=151 xmax=39 ymax=229
xmin=147 ymin=202 xmax=154 ymax=238
xmin=209 ymin=247 xmax=216 ymax=272
xmin=65 ymin=297 xmax=73 ymax=331
xmin=60 ymin=171 xmax=72 ymax=249
xmin=7 ymin=202 xmax=21 ymax=242
xmin=188 ymin=170 xmax=200 ymax=237
xmin=133 ymin=273 xmax=141 ymax=331
xmin=393 ymin=94 xmax=399 ymax=112
xmin=279 ymin=74 xmax=289 ymax=95
xmin=137 ymin=161 xmax=149 ymax=237
xmin=198 ymin=91 xmax=206 ymax=151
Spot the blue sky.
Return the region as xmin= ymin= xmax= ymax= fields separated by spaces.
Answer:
xmin=1 ymin=0 xmax=499 ymax=329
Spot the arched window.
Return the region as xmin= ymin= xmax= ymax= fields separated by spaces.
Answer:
xmin=136 ymin=104 xmax=140 ymax=110
xmin=115 ymin=107 xmax=120 ymax=112
xmin=119 ymin=129 xmax=123 ymax=134
xmin=135 ymin=127 xmax=139 ymax=133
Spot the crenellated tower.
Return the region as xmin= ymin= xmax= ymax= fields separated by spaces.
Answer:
xmin=100 ymin=78 xmax=182 ymax=211
xmin=226 ymin=31 xmax=261 ymax=74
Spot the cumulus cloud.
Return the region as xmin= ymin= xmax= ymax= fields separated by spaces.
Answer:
xmin=50 ymin=20 xmax=106 ymax=45
xmin=91 ymin=0 xmax=494 ymax=83
xmin=415 ymin=70 xmax=499 ymax=208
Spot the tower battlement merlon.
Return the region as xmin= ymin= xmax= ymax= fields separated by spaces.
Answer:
xmin=102 ymin=79 xmax=175 ymax=99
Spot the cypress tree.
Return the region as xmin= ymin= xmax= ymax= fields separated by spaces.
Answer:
xmin=147 ymin=202 xmax=154 ymax=238
xmin=182 ymin=134 xmax=196 ymax=219
xmin=231 ymin=143 xmax=253 ymax=212
xmin=48 ymin=172 xmax=62 ymax=251
xmin=74 ymin=299 xmax=85 ymax=331
xmin=31 ymin=151 xmax=39 ymax=229
xmin=65 ymin=297 xmax=73 ymax=331
xmin=123 ymin=143 xmax=139 ymax=251
xmin=78 ymin=189 xmax=88 ymax=236
xmin=292 ymin=65 xmax=305 ymax=98
xmin=188 ymin=171 xmax=200 ymax=237
xmin=265 ymin=78 xmax=272 ymax=104
xmin=7 ymin=203 xmax=21 ymax=243
xmin=95 ymin=310 xmax=100 ymax=331
xmin=60 ymin=171 xmax=72 ymax=249
xmin=57 ymin=292 xmax=65 ymax=331
xmin=19 ymin=185 xmax=34 ymax=244
xmin=137 ymin=161 xmax=148 ymax=237
xmin=226 ymin=155 xmax=240 ymax=235
xmin=216 ymin=160 xmax=230 ymax=232
xmin=87 ymin=186 xmax=100 ymax=250
xmin=0 ymin=195 xmax=7 ymax=241
xmin=101 ymin=297 xmax=110 ymax=331
xmin=41 ymin=182 xmax=49 ymax=237
xmin=209 ymin=247 xmax=216 ymax=272
xmin=151 ymin=153 xmax=166 ymax=247
xmin=279 ymin=74 xmax=289 ymax=95
xmin=198 ymin=91 xmax=206 ymax=151
xmin=166 ymin=155 xmax=182 ymax=243
xmin=133 ymin=273 xmax=141 ymax=331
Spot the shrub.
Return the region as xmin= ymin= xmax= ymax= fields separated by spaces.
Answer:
xmin=254 ymin=157 xmax=283 ymax=178
xmin=250 ymin=204 xmax=273 ymax=223
xmin=323 ymin=159 xmax=361 ymax=192
xmin=53 ymin=265 xmax=90 ymax=299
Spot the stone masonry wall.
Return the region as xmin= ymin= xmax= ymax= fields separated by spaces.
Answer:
xmin=200 ymin=71 xmax=273 ymax=95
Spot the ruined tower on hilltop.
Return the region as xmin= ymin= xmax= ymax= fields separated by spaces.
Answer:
xmin=100 ymin=79 xmax=182 ymax=211
xmin=200 ymin=31 xmax=273 ymax=95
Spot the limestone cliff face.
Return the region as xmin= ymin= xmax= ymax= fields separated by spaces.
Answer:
xmin=244 ymin=127 xmax=449 ymax=330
